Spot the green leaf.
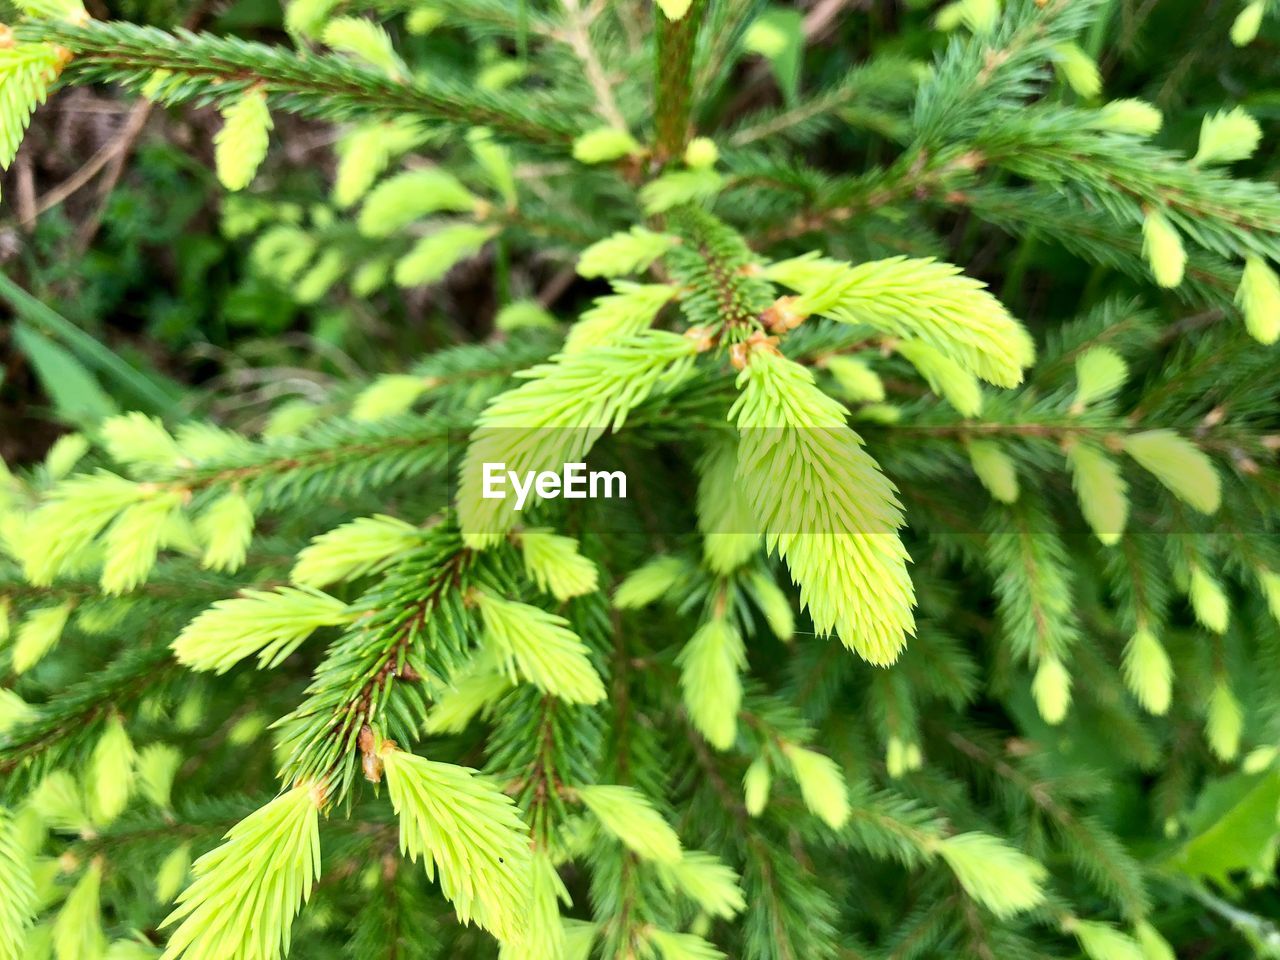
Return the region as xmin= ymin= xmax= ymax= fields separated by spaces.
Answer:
xmin=1168 ymin=771 xmax=1280 ymax=884
xmin=0 ymin=274 xmax=182 ymax=415
xmin=743 ymin=8 xmax=805 ymax=105
xmin=11 ymin=323 xmax=117 ymax=426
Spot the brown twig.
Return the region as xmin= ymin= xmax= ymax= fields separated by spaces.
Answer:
xmin=31 ymin=97 xmax=151 ymax=224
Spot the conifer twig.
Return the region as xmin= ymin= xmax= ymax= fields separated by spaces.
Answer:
xmin=558 ymin=0 xmax=628 ymax=131
xmin=20 ymin=19 xmax=585 ymax=148
xmin=653 ymin=2 xmax=702 ymax=162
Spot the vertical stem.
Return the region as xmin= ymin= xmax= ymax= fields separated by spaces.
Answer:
xmin=654 ymin=1 xmax=702 ymax=163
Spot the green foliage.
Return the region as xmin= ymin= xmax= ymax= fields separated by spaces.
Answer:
xmin=0 ymin=43 xmax=61 ymax=173
xmin=379 ymin=746 xmax=531 ymax=943
xmin=171 ymin=587 xmax=354 ymax=673
xmin=4 ymin=0 xmax=1280 ymax=957
xmin=0 ymin=809 xmax=36 ymax=960
xmin=732 ymin=342 xmax=913 ymax=664
xmin=160 ymin=785 xmax=322 ymax=960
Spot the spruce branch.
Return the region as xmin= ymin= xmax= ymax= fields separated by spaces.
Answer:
xmin=19 ymin=19 xmax=585 ymax=148
xmin=0 ymin=645 xmax=176 ymax=785
xmin=149 ymin=413 xmax=457 ymax=509
xmin=274 ymin=524 xmax=490 ymax=805
xmin=726 ymin=57 xmax=918 ymax=148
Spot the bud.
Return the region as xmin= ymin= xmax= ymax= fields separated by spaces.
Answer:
xmin=1033 ymin=656 xmax=1072 ymax=726
xmin=0 ymin=688 xmax=32 ymax=735
xmin=855 ymin=403 xmax=902 ymax=424
xmin=1122 ymin=429 xmax=1220 ymax=514
xmin=578 ymin=784 xmax=682 ymax=863
xmin=1231 ymin=1 xmax=1265 ymax=45
xmin=578 ymin=222 xmax=680 ymax=276
xmin=961 ymin=0 xmax=1000 ymax=32
xmin=1242 ymin=745 xmax=1278 ymax=774
xmin=935 ymin=0 xmax=998 ymax=33
xmin=683 ymin=326 xmax=715 ymax=352
xmin=88 ymin=716 xmax=136 ymax=826
xmin=196 ymin=490 xmax=255 ymax=572
xmin=614 ymin=556 xmax=688 ymax=609
xmin=155 ymin=843 xmax=192 ymax=904
xmin=1122 ymin=628 xmax=1172 ymax=716
xmin=743 ymin=758 xmax=771 ymax=816
xmin=684 ymin=136 xmax=719 ymax=170
xmin=1192 ymin=107 xmax=1262 ymax=166
xmin=1065 ymin=442 xmax=1128 ymax=546
xmin=657 ymin=0 xmax=693 ymax=19
xmin=825 ymin=355 xmax=886 ymax=403
xmin=747 ymin=571 xmax=795 ymax=641
xmin=783 ymin=744 xmax=850 ymax=829
xmin=292 ymin=514 xmax=422 ymax=588
xmin=1188 ymin=565 xmax=1230 ymax=634
xmin=934 ymin=2 xmax=966 ymax=31
xmin=521 ymin=528 xmax=598 ymax=600
xmin=1133 ymin=921 xmax=1176 ymax=960
xmin=1071 ymin=920 xmax=1144 ymax=960
xmin=495 ymin=300 xmax=555 ymax=331
xmin=358 ymin=726 xmax=385 ymax=783
xmin=886 ymin=736 xmax=907 ymax=779
xmin=1258 ymin=568 xmax=1280 ymax=625
xmin=1054 ymin=43 xmax=1102 ymax=99
xmin=1073 ymin=346 xmax=1128 ymax=409
xmin=136 ymin=743 xmax=182 ymax=810
xmin=933 ymin=833 xmax=1048 ymax=918
xmin=14 ymin=601 xmax=72 ymax=674
xmin=1235 ymin=255 xmax=1280 ymax=345
xmin=761 ymin=295 xmax=808 ymax=333
xmin=228 ymin=712 xmax=269 ymax=745
xmin=1091 ymin=98 xmax=1163 ymax=136
xmin=678 ymin=618 xmax=745 ymax=750
xmin=904 ymin=741 xmax=923 ymax=771
xmin=350 ymin=374 xmax=432 ymax=421
xmin=895 ymin=339 xmax=983 ymax=417
xmin=885 ymin=736 xmax=923 ymax=778
xmin=967 ymin=440 xmax=1019 ymax=503
xmin=53 ymin=860 xmax=104 ymax=959
xmin=572 ymin=126 xmax=642 ymax=164
xmin=1206 ymin=677 xmax=1243 ymax=761
xmin=1141 ymin=208 xmax=1186 ymax=288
